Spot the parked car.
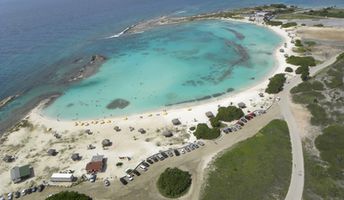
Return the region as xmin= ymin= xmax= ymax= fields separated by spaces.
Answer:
xmin=141 ymin=161 xmax=149 ymax=167
xmin=132 ymin=169 xmax=141 ymax=176
xmin=180 ymin=149 xmax=186 ymax=154
xmin=14 ymin=191 xmax=20 ymax=198
xmin=234 ymin=124 xmax=242 ymax=129
xmin=240 ymin=118 xmax=248 ymax=123
xmin=185 ymin=146 xmax=191 ymax=152
xmin=146 ymin=158 xmax=154 ymax=164
xmin=197 ymin=141 xmax=205 ymax=146
xmin=104 ymin=179 xmax=110 ymax=187
xmin=157 ymin=154 xmax=165 ymax=161
xmin=152 ymin=156 xmax=159 ymax=162
xmin=0 ymin=195 xmax=4 ymax=200
xmin=7 ymin=193 xmax=13 ymax=200
xmin=236 ymin=121 xmax=244 ymax=126
xmin=174 ymin=149 xmax=180 ymax=156
xmin=21 ymin=189 xmax=26 ymax=196
xmin=193 ymin=143 xmax=199 ymax=148
xmin=37 ymin=184 xmax=45 ymax=192
xmin=120 ymin=177 xmax=128 ymax=185
xmin=139 ymin=165 xmax=147 ymax=171
xmin=26 ymin=188 xmax=32 ymax=194
xmin=161 ymin=152 xmax=168 ymax=158
xmin=31 ymin=186 xmax=37 ymax=192
xmin=126 ymin=174 xmax=133 ymax=181
xmin=167 ymin=151 xmax=174 ymax=157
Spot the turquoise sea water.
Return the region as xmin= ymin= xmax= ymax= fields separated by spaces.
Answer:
xmin=44 ymin=20 xmax=282 ymax=120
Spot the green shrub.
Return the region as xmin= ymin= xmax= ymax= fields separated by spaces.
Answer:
xmin=116 ymin=162 xmax=123 ymax=167
xmin=282 ymin=22 xmax=297 ymax=28
xmin=210 ymin=117 xmax=221 ymax=128
xmin=193 ymin=123 xmax=220 ymax=140
xmin=315 ymin=125 xmax=344 ymax=179
xmin=286 ymin=55 xmax=316 ymax=67
xmin=285 ymin=67 xmax=293 ymax=72
xmin=307 ymin=103 xmax=328 ymax=126
xmin=311 ymin=81 xmax=325 ymax=91
xmin=301 ymin=70 xmax=310 ymax=81
xmin=46 ymin=191 xmax=92 ymax=200
xmin=265 ymin=73 xmax=286 ymax=94
xmin=215 ymin=106 xmax=244 ymax=122
xmin=295 ymin=66 xmax=308 ymax=74
xmin=314 ymin=23 xmax=324 ymax=27
xmin=157 ymin=167 xmax=192 ymax=198
xmin=266 ymin=21 xmax=283 ymax=26
xmin=295 ymin=39 xmax=303 ymax=47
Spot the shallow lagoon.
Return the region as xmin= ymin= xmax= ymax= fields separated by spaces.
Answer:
xmin=44 ymin=20 xmax=282 ymax=120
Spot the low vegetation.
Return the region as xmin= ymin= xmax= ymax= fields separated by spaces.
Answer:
xmin=286 ymin=55 xmax=316 ymax=67
xmin=201 ymin=119 xmax=292 ymax=200
xmin=281 ymin=22 xmax=297 ymax=28
xmin=215 ymin=106 xmax=244 ymax=122
xmin=46 ymin=191 xmax=92 ymax=200
xmin=193 ymin=123 xmax=220 ymax=140
xmin=157 ymin=167 xmax=192 ymax=198
xmin=304 ymin=7 xmax=344 ymax=18
xmin=266 ymin=20 xmax=283 ymax=26
xmin=291 ymin=52 xmax=344 ymax=199
xmin=265 ymin=73 xmax=286 ymax=94
xmin=304 ymin=125 xmax=344 ymax=199
xmin=285 ymin=67 xmax=293 ymax=72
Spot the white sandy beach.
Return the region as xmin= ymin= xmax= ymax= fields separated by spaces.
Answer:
xmin=0 ymin=18 xmax=296 ymax=194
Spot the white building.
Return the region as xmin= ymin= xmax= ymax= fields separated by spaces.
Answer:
xmin=50 ymin=173 xmax=74 ymax=182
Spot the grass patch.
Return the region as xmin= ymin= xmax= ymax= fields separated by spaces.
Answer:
xmin=281 ymin=22 xmax=297 ymax=28
xmin=303 ymin=125 xmax=344 ymax=199
xmin=193 ymin=124 xmax=220 ymax=140
xmin=276 ymin=13 xmax=323 ymax=19
xmin=305 ymin=8 xmax=344 ymax=18
xmin=157 ymin=167 xmax=192 ymax=198
xmin=307 ymin=103 xmax=329 ymax=126
xmin=266 ymin=20 xmax=283 ymax=26
xmin=265 ymin=73 xmax=286 ymax=94
xmin=292 ymin=91 xmax=325 ymax=105
xmin=201 ymin=119 xmax=292 ymax=200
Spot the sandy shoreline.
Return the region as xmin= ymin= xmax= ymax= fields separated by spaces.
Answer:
xmin=0 ymin=17 xmax=295 ymax=194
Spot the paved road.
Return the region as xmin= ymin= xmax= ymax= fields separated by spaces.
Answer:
xmin=281 ymin=55 xmax=339 ymax=200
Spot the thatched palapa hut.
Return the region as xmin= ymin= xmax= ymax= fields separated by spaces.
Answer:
xmin=71 ymin=153 xmax=81 ymax=161
xmin=238 ymin=102 xmax=246 ymax=108
xmin=102 ymin=139 xmax=112 ymax=147
xmin=172 ymin=118 xmax=181 ymax=126
xmin=47 ymin=149 xmax=57 ymax=156
xmin=162 ymin=130 xmax=173 ymax=138
xmin=138 ymin=128 xmax=146 ymax=134
xmin=3 ymin=155 xmax=14 ymax=163
xmin=205 ymin=111 xmax=214 ymax=118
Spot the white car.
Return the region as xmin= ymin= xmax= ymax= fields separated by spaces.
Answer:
xmin=0 ymin=195 xmax=4 ymax=200
xmin=126 ymin=174 xmax=133 ymax=181
xmin=8 ymin=193 xmax=13 ymax=200
xmin=21 ymin=189 xmax=27 ymax=196
xmin=139 ymin=165 xmax=147 ymax=171
xmin=180 ymin=149 xmax=186 ymax=154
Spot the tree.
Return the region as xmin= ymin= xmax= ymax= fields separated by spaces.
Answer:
xmin=216 ymin=106 xmax=244 ymax=122
xmin=285 ymin=67 xmax=293 ymax=72
xmin=265 ymin=73 xmax=286 ymax=94
xmin=46 ymin=191 xmax=92 ymax=200
xmin=157 ymin=168 xmax=192 ymax=198
xmin=193 ymin=123 xmax=220 ymax=140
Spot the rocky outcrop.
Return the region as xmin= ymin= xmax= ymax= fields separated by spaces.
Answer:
xmin=68 ymin=55 xmax=106 ymax=82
